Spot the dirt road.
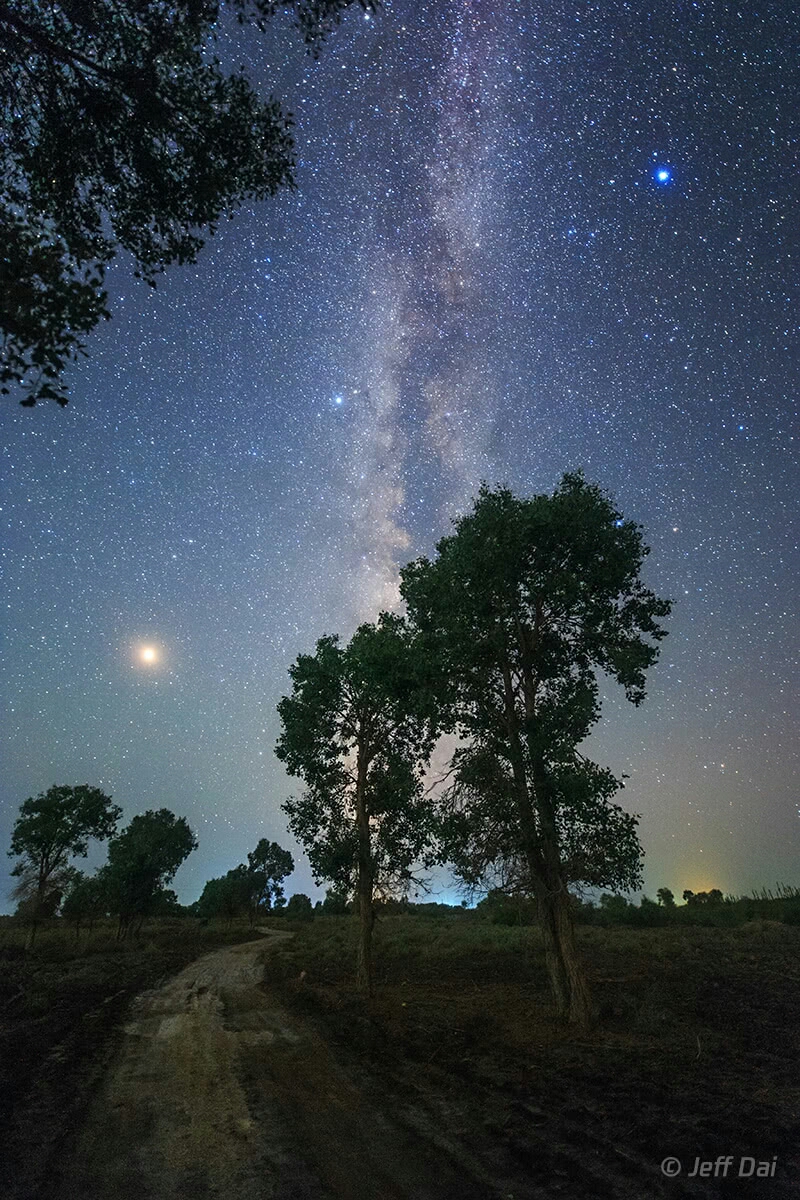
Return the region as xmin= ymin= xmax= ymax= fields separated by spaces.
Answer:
xmin=52 ymin=931 xmax=496 ymax=1200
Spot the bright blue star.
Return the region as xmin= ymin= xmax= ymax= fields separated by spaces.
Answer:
xmin=654 ymin=166 xmax=672 ymax=185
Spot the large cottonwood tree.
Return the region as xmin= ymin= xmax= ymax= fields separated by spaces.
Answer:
xmin=400 ymin=473 xmax=671 ymax=1028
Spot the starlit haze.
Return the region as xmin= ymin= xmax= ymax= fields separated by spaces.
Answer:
xmin=1 ymin=0 xmax=798 ymax=908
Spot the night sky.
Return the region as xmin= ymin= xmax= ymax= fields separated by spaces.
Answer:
xmin=2 ymin=0 xmax=798 ymax=909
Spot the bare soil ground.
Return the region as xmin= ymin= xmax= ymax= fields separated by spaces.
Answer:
xmin=0 ymin=921 xmax=266 ymax=1200
xmin=1 ymin=917 xmax=798 ymax=1200
xmin=41 ymin=930 xmax=496 ymax=1200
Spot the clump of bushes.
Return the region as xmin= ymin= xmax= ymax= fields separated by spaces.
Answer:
xmin=476 ymin=889 xmax=537 ymax=927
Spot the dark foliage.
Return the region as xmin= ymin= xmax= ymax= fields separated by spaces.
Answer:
xmin=0 ymin=0 xmax=375 ymax=404
xmin=101 ymin=808 xmax=197 ymax=934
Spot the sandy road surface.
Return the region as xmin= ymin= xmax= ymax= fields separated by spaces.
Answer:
xmin=52 ymin=931 xmax=494 ymax=1200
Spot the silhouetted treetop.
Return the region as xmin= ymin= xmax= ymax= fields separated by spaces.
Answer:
xmin=0 ymin=0 xmax=376 ymax=405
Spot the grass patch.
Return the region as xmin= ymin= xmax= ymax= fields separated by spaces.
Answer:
xmin=264 ymin=912 xmax=800 ymax=1180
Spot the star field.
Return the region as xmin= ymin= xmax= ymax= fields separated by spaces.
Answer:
xmin=1 ymin=0 xmax=798 ymax=906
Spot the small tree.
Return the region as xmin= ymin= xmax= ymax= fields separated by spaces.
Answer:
xmin=102 ymin=809 xmax=197 ymax=937
xmin=8 ymin=784 xmax=121 ymax=944
xmin=401 ymin=473 xmax=671 ymax=1028
xmin=246 ymin=840 xmax=294 ymax=923
xmin=322 ymin=888 xmax=350 ymax=915
xmin=61 ymin=871 xmax=108 ymax=937
xmin=276 ymin=614 xmax=440 ymax=994
xmin=285 ymin=892 xmax=314 ymax=921
xmin=196 ymin=867 xmax=251 ymax=923
xmin=656 ymin=887 xmax=676 ymax=908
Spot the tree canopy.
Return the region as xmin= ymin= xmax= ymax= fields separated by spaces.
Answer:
xmin=101 ymin=807 xmax=197 ymax=934
xmin=400 ymin=472 xmax=671 ymax=1026
xmin=8 ymin=782 xmax=121 ymax=912
xmin=196 ymin=864 xmax=252 ymax=922
xmin=196 ymin=839 xmax=294 ymax=922
xmin=246 ymin=838 xmax=294 ymax=917
xmin=1 ymin=0 xmax=374 ymax=405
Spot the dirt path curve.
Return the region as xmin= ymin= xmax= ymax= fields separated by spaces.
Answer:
xmin=53 ymin=931 xmax=495 ymax=1200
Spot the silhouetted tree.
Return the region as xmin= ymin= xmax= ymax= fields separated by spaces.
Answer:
xmin=61 ymin=870 xmax=108 ymax=936
xmin=285 ymin=892 xmax=313 ymax=920
xmin=7 ymin=784 xmax=121 ymax=944
xmin=401 ymin=473 xmax=671 ymax=1028
xmin=196 ymin=867 xmax=251 ymax=923
xmin=321 ymin=887 xmax=350 ymax=915
xmin=246 ymin=839 xmax=294 ymax=922
xmin=657 ymin=887 xmax=676 ymax=907
xmin=277 ymin=614 xmax=439 ymax=994
xmin=683 ymin=888 xmax=724 ymax=906
xmin=102 ymin=808 xmax=197 ymax=936
xmin=1 ymin=0 xmax=375 ymax=405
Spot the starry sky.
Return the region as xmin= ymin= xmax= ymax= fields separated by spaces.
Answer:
xmin=2 ymin=0 xmax=798 ymax=909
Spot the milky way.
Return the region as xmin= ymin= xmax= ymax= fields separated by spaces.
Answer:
xmin=1 ymin=0 xmax=798 ymax=905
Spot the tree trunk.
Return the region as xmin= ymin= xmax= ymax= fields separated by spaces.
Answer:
xmin=530 ymin=761 xmax=594 ymax=1030
xmin=499 ymin=654 xmax=593 ymax=1027
xmin=536 ymin=881 xmax=593 ymax=1029
xmin=356 ymin=885 xmax=375 ymax=995
xmin=355 ymin=742 xmax=374 ymax=996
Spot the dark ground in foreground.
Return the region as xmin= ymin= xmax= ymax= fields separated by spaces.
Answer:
xmin=0 ymin=920 xmax=265 ymax=1200
xmin=0 ymin=915 xmax=798 ymax=1199
xmin=262 ymin=916 xmax=800 ymax=1199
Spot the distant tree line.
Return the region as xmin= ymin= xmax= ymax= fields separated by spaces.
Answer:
xmin=471 ymin=886 xmax=800 ymax=929
xmin=5 ymin=784 xmax=306 ymax=941
xmin=193 ymin=840 xmax=294 ymax=924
